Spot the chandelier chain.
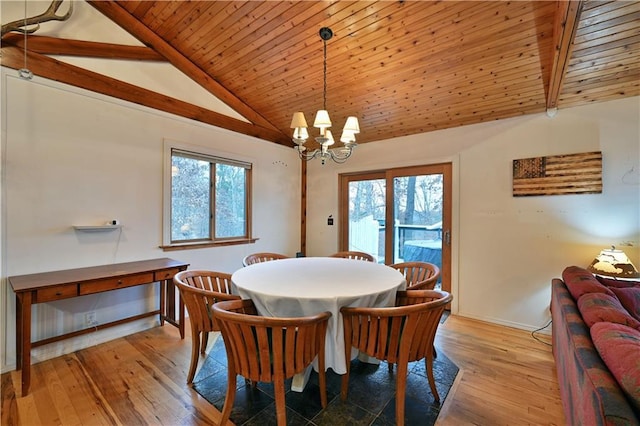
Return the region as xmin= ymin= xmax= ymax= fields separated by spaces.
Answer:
xmin=23 ymin=0 xmax=27 ymax=69
xmin=323 ymin=38 xmax=327 ymax=111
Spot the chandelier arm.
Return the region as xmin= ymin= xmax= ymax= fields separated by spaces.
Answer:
xmin=329 ymin=148 xmax=353 ymax=163
xmin=297 ymin=149 xmax=321 ymax=162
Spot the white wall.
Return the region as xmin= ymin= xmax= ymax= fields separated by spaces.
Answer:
xmin=0 ymin=70 xmax=301 ymax=372
xmin=306 ymin=96 xmax=640 ymax=331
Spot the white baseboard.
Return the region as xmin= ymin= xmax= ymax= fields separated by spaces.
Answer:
xmin=456 ymin=312 xmax=552 ymax=335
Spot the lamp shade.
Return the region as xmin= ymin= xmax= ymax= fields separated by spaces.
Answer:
xmin=587 ymin=246 xmax=640 ymax=279
xmin=340 ymin=130 xmax=356 ymax=144
xmin=324 ymin=130 xmax=335 ymax=146
xmin=344 ymin=116 xmax=360 ymax=133
xmin=290 ymin=112 xmax=308 ymax=129
xmin=293 ymin=127 xmax=308 ymax=141
xmin=313 ymin=110 xmax=331 ymax=129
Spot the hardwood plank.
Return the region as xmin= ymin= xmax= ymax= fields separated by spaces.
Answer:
xmin=573 ymin=20 xmax=640 ymax=45
xmin=48 ymin=355 xmax=118 ymax=425
xmin=563 ymin=68 xmax=640 ymax=88
xmin=578 ymin=2 xmax=640 ymax=30
xmin=136 ymin=1 xmax=192 ymax=33
xmin=560 ymin=86 xmax=640 ymax=108
xmin=189 ymin=1 xmax=295 ymax=64
xmin=39 ymin=358 xmax=83 ymax=425
xmin=566 ymin=42 xmax=640 ymax=69
xmin=126 ymin=1 xmax=155 ymax=18
xmin=572 ymin=34 xmax=640 ymax=59
xmin=575 ymin=9 xmax=640 ymax=39
xmin=561 ymin=75 xmax=640 ymax=97
xmin=1 ymin=372 xmax=19 ymax=425
xmin=566 ymin=53 xmax=640 ymax=75
xmin=206 ymin=2 xmax=357 ymax=76
xmin=171 ymin=3 xmax=246 ymax=57
xmin=76 ymin=339 xmax=169 ymax=424
xmin=12 ymin=373 xmax=42 ymax=425
xmin=221 ymin=1 xmax=424 ymax=87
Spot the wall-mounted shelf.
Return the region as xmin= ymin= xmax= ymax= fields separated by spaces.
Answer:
xmin=73 ymin=225 xmax=122 ymax=232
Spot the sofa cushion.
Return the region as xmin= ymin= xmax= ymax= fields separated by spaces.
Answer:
xmin=596 ymin=275 xmax=640 ymax=289
xmin=591 ymin=322 xmax=640 ymax=415
xmin=610 ymin=287 xmax=640 ymax=321
xmin=552 ymin=279 xmax=640 ymax=424
xmin=578 ymin=292 xmax=640 ymax=331
xmin=563 ymin=266 xmax=614 ymax=301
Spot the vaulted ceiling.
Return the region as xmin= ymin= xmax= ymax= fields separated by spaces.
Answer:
xmin=2 ymin=1 xmax=639 ymax=148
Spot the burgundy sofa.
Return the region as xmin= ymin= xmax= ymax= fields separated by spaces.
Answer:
xmin=551 ymin=266 xmax=639 ymax=425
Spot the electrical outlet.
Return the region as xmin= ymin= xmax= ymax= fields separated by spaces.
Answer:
xmin=85 ymin=312 xmax=97 ymax=326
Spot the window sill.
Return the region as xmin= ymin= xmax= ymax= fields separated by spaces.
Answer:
xmin=160 ymin=238 xmax=258 ymax=251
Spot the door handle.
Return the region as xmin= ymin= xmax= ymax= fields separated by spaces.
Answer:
xmin=444 ymin=230 xmax=451 ymax=246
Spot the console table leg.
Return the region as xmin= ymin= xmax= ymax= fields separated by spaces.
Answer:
xmin=159 ymin=280 xmax=166 ymax=326
xmin=15 ymin=294 xmax=22 ymax=370
xmin=20 ymin=292 xmax=32 ymax=396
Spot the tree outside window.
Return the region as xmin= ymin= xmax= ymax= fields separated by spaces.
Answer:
xmin=170 ymin=149 xmax=250 ymax=244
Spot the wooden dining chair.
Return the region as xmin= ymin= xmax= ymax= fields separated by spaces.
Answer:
xmin=173 ymin=270 xmax=240 ymax=384
xmin=242 ymin=252 xmax=289 ymax=266
xmin=212 ymin=299 xmax=331 ymax=426
xmin=390 ymin=261 xmax=440 ymax=290
xmin=390 ymin=261 xmax=442 ymax=362
xmin=340 ymin=289 xmax=453 ymax=426
xmin=329 ymin=250 xmax=375 ymax=262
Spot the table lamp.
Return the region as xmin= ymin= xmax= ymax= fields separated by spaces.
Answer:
xmin=587 ymin=245 xmax=640 ymax=279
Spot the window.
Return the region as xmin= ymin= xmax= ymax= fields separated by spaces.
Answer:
xmin=163 ymin=144 xmax=252 ymax=249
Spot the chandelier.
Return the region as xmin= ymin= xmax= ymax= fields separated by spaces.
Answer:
xmin=290 ymin=27 xmax=360 ymax=165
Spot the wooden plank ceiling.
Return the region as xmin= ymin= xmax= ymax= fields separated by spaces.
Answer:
xmin=1 ymin=1 xmax=639 ymax=147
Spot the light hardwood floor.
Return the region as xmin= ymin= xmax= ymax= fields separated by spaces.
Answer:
xmin=435 ymin=317 xmax=564 ymax=425
xmin=1 ymin=315 xmax=564 ymax=425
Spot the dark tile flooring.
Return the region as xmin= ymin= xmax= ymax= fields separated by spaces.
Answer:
xmin=193 ymin=322 xmax=458 ymax=425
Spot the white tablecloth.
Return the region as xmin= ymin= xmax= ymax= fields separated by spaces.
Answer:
xmin=231 ymin=257 xmax=406 ymax=374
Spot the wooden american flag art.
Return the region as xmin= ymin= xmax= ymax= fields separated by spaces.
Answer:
xmin=512 ymin=151 xmax=602 ymax=196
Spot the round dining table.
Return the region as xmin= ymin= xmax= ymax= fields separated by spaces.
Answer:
xmin=231 ymin=256 xmax=406 ymax=389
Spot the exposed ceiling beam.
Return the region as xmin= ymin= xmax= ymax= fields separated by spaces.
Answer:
xmin=87 ymin=0 xmax=284 ymax=136
xmin=2 ymin=33 xmax=166 ymax=61
xmin=547 ymin=0 xmax=584 ymax=111
xmin=1 ymin=45 xmax=291 ymax=145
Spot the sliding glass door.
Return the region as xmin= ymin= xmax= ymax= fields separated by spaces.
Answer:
xmin=340 ymin=172 xmax=387 ymax=261
xmin=339 ymin=163 xmax=452 ymax=293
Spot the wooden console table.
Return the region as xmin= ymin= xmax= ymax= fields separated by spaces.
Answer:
xmin=8 ymin=257 xmax=189 ymax=396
